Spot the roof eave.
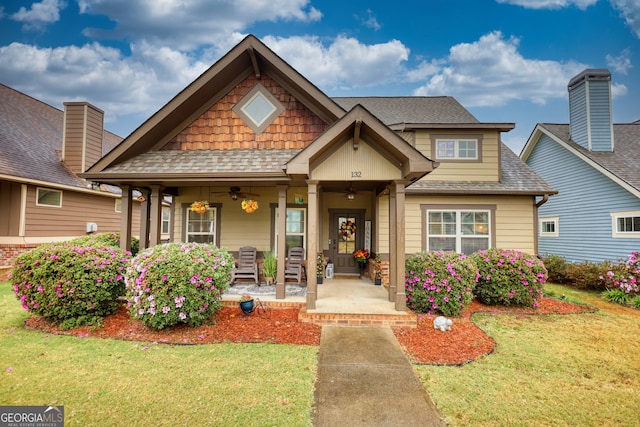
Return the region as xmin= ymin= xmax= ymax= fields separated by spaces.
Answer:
xmin=389 ymin=123 xmax=515 ymax=132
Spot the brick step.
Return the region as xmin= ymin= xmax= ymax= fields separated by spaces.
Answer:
xmin=298 ymin=311 xmax=417 ymax=328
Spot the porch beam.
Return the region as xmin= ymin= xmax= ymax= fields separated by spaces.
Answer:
xmin=275 ymin=185 xmax=287 ymax=299
xmin=119 ymin=185 xmax=133 ymax=253
xmin=306 ymin=181 xmax=319 ymax=309
xmin=388 ymin=186 xmax=397 ymax=303
xmin=149 ymin=185 xmax=164 ymax=247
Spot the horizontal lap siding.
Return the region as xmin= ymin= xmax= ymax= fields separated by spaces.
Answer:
xmin=527 ymin=134 xmax=640 ymax=263
xmin=25 ymin=186 xmax=139 ymax=238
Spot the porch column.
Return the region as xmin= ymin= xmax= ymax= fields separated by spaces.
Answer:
xmin=388 ymin=186 xmax=397 ymax=302
xmin=392 ymin=181 xmax=407 ymax=311
xmin=119 ymin=184 xmax=133 ymax=253
xmin=275 ymin=185 xmax=287 ymax=299
xmin=306 ymin=181 xmax=319 ymax=309
xmin=149 ymin=185 xmax=164 ymax=247
xmin=138 ymin=189 xmax=151 ymax=250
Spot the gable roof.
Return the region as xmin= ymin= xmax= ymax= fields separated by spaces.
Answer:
xmin=85 ymin=34 xmax=346 ymax=173
xmin=409 ymin=143 xmax=556 ymax=195
xmin=521 ymin=122 xmax=640 ymax=195
xmin=333 ymin=97 xmax=514 ymax=131
xmin=0 ymin=83 xmax=122 ymax=190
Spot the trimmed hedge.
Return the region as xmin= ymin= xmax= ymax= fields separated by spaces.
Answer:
xmin=125 ymin=243 xmax=234 ymax=330
xmin=405 ymin=251 xmax=478 ymax=316
xmin=471 ymin=249 xmax=547 ymax=308
xmin=11 ymin=241 xmax=129 ymax=329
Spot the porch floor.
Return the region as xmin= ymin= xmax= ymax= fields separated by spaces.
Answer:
xmin=222 ymin=276 xmax=416 ymax=327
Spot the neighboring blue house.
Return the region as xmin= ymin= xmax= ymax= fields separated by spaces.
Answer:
xmin=521 ymin=69 xmax=640 ymax=263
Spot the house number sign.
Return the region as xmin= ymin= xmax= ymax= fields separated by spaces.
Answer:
xmin=351 ymin=171 xmax=362 ymax=178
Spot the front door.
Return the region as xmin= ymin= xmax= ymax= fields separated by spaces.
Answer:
xmin=329 ymin=210 xmax=365 ymax=274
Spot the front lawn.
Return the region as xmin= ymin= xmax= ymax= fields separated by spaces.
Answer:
xmin=0 ymin=282 xmax=317 ymax=427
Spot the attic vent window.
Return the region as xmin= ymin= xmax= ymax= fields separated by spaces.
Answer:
xmin=233 ymin=83 xmax=284 ymax=134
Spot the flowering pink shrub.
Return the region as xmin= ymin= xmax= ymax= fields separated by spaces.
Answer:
xmin=601 ymin=251 xmax=639 ymax=294
xmin=471 ymin=248 xmax=547 ymax=308
xmin=405 ymin=251 xmax=478 ymax=316
xmin=125 ymin=243 xmax=234 ymax=330
xmin=11 ymin=241 xmax=129 ymax=329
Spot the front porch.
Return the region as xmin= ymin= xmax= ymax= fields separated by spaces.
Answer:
xmin=222 ymin=276 xmax=417 ymax=327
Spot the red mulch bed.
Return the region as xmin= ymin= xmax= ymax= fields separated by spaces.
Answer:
xmin=24 ymin=298 xmax=595 ymax=365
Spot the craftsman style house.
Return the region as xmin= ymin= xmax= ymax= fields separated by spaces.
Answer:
xmin=521 ymin=69 xmax=640 ymax=263
xmin=82 ymin=35 xmax=555 ymax=311
xmin=0 ymin=84 xmax=143 ymax=276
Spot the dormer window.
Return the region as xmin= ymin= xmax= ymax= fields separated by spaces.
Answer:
xmin=431 ymin=134 xmax=482 ymax=162
xmin=233 ymin=83 xmax=284 ymax=134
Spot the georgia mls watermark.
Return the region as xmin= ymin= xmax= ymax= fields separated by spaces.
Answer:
xmin=0 ymin=406 xmax=64 ymax=427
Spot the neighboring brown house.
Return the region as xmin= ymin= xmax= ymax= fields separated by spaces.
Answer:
xmin=82 ymin=35 xmax=556 ymax=311
xmin=0 ymin=83 xmax=142 ymax=276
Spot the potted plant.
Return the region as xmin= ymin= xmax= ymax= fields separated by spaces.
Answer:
xmin=190 ymin=200 xmax=209 ymax=214
xmin=262 ymin=251 xmax=276 ymax=286
xmin=373 ymin=253 xmax=382 ymax=286
xmin=241 ymin=199 xmax=258 ymax=213
xmin=239 ymin=294 xmax=254 ymax=315
xmin=316 ymin=252 xmax=325 ymax=284
xmin=353 ymin=249 xmax=369 ymax=276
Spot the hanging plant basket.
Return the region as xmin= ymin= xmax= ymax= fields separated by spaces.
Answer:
xmin=241 ymin=199 xmax=258 ymax=214
xmin=190 ymin=200 xmax=209 ymax=214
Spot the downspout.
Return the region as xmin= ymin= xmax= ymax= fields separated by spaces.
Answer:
xmin=536 ymin=193 xmax=550 ymax=208
xmin=534 ymin=194 xmax=551 ymax=256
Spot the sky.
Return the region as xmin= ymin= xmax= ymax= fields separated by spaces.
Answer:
xmin=0 ymin=0 xmax=639 ymax=154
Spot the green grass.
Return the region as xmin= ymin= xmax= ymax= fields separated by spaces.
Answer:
xmin=0 ymin=283 xmax=317 ymax=426
xmin=416 ymin=283 xmax=640 ymax=426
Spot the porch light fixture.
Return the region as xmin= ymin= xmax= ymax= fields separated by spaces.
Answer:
xmin=346 ymin=191 xmax=355 ymax=201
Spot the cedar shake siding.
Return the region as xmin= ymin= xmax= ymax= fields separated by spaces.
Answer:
xmin=163 ymin=73 xmax=328 ymax=151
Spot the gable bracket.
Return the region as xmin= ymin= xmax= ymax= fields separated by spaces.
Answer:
xmin=247 ymin=47 xmax=261 ymax=79
xmin=353 ymin=119 xmax=361 ymax=150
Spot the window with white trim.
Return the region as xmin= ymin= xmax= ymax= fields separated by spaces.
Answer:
xmin=274 ymin=207 xmax=306 ymax=253
xmin=435 ymin=139 xmax=478 ymax=160
xmin=36 ymin=188 xmax=62 ymax=207
xmin=162 ymin=206 xmax=171 ymax=234
xmin=115 ymin=199 xmax=122 ymax=213
xmin=539 ymin=217 xmax=559 ymax=237
xmin=611 ymin=211 xmax=640 ymax=238
xmin=427 ymin=209 xmax=490 ymax=253
xmin=186 ymin=206 xmax=217 ymax=244
xmin=233 ymin=84 xmax=284 ymax=134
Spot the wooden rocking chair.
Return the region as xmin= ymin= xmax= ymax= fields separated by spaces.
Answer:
xmin=229 ymin=246 xmax=259 ymax=286
xmin=284 ymin=246 xmax=306 ymax=285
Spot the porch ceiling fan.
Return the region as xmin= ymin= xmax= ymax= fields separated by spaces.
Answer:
xmin=210 ymin=186 xmax=260 ymax=200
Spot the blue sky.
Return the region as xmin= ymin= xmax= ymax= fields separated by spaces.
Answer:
xmin=1 ymin=0 xmax=638 ymax=154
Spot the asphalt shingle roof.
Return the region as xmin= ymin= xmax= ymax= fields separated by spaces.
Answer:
xmin=408 ymin=144 xmax=556 ymax=194
xmin=540 ymin=122 xmax=640 ymax=191
xmin=332 ymin=97 xmax=479 ymax=125
xmin=0 ymin=83 xmax=122 ymax=189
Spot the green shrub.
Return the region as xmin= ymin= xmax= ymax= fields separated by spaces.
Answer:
xmin=11 ymin=241 xmax=129 ymax=329
xmin=631 ymin=295 xmax=640 ymax=310
xmin=600 ymin=251 xmax=639 ymax=295
xmin=565 ymin=261 xmax=609 ymax=290
xmin=125 ymin=243 xmax=234 ymax=330
xmin=405 ymin=251 xmax=478 ymax=317
xmin=71 ymin=231 xmax=140 ymax=256
xmin=541 ymin=254 xmax=569 ymax=284
xmin=471 ymin=248 xmax=547 ymax=308
xmin=602 ymin=289 xmax=630 ymax=305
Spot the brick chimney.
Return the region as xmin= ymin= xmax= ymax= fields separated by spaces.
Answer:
xmin=62 ymin=102 xmax=104 ymax=173
xmin=568 ymin=68 xmax=614 ymax=152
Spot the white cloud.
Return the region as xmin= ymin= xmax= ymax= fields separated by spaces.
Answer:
xmin=262 ymin=35 xmax=409 ymax=88
xmin=0 ymin=41 xmax=210 ymax=129
xmin=11 ymin=0 xmax=67 ymax=29
xmin=359 ymin=9 xmax=382 ymax=31
xmin=78 ymin=0 xmax=322 ymax=50
xmin=495 ymin=0 xmax=597 ymax=9
xmin=610 ymin=0 xmax=640 ymax=38
xmin=606 ymin=48 xmax=633 ymax=74
xmin=412 ymin=31 xmax=587 ymax=106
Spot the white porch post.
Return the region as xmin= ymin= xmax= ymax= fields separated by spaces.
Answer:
xmin=275 ymin=185 xmax=287 ymax=299
xmin=119 ymin=184 xmax=133 ymax=253
xmin=306 ymin=181 xmax=318 ymax=309
xmin=149 ymin=185 xmax=164 ymax=247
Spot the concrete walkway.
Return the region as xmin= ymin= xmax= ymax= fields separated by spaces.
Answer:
xmin=313 ymin=326 xmax=447 ymax=426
